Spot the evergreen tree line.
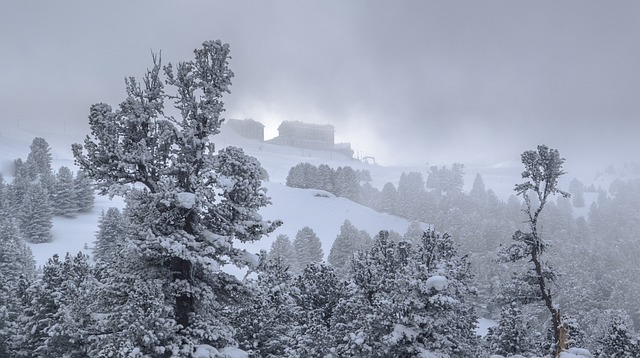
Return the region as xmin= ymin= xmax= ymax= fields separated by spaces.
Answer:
xmin=1 ymin=205 xmax=482 ymax=357
xmin=285 ymin=161 xmax=640 ymax=355
xmin=0 ymin=137 xmax=94 ymax=244
xmin=2 ymin=208 xmax=638 ymax=357
xmin=285 ymin=163 xmax=370 ymax=202
xmin=372 ymin=167 xmax=640 ymax=355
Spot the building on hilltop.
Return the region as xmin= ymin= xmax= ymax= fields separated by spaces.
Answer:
xmin=269 ymin=121 xmax=334 ymax=149
xmin=269 ymin=121 xmax=354 ymax=159
xmin=225 ymin=118 xmax=265 ymax=141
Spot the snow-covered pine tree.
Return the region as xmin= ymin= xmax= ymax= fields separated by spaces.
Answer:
xmin=0 ymin=217 xmax=35 ymax=287
xmin=92 ymin=207 xmax=127 ymax=263
xmin=316 ymin=164 xmax=335 ymax=193
xmin=358 ymin=181 xmax=381 ymax=209
xmin=292 ymin=262 xmax=344 ymax=357
xmin=426 ymin=163 xmax=465 ymax=197
xmin=25 ymin=137 xmax=53 ymax=181
xmin=286 ymin=162 xmax=319 ymax=189
xmin=0 ymin=217 xmax=36 ymax=357
xmin=469 ymin=173 xmax=487 ymax=204
xmin=52 ymin=166 xmax=78 ymax=217
xmin=267 ymin=234 xmax=297 ymax=272
xmin=18 ymin=181 xmax=53 ymax=243
xmin=498 ymin=145 xmax=571 ymax=356
xmin=396 ymin=171 xmax=426 ymax=221
xmin=328 ymin=219 xmax=369 ymax=274
xmin=7 ymin=158 xmax=30 ymax=212
xmin=403 ymin=221 xmax=424 ymax=245
xmin=87 ymin=243 xmax=178 ymax=357
xmin=13 ymin=253 xmax=93 ymax=358
xmin=72 ymin=40 xmax=280 ymax=355
xmin=293 ymin=226 xmax=323 ymax=270
xmin=0 ymin=175 xmax=7 ymax=213
xmin=73 ymin=169 xmax=94 ymax=212
xmin=332 ymin=230 xmax=479 ymax=357
xmin=25 ymin=138 xmax=56 ymax=201
xmin=485 ymin=303 xmax=536 ymax=356
xmin=569 ymin=178 xmax=585 ymax=208
xmin=334 ymin=166 xmax=360 ymax=201
xmin=378 ymin=182 xmax=397 ymax=214
xmin=234 ymin=257 xmax=298 ymax=357
xmin=596 ymin=313 xmax=640 ymax=357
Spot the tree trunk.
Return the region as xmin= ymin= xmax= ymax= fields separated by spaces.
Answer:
xmin=172 ymin=209 xmax=197 ymax=329
xmin=171 ymin=256 xmax=193 ymax=329
xmin=553 ymin=310 xmax=566 ymax=357
xmin=530 ymin=229 xmax=563 ymax=356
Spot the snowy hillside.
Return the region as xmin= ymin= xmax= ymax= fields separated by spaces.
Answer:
xmin=1 ymin=125 xmax=426 ymax=268
xmin=3 ymin=123 xmax=634 ymax=269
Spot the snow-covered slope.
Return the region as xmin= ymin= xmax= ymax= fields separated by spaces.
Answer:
xmin=244 ymin=182 xmax=426 ymax=257
xmin=1 ymin=125 xmax=425 ymax=268
xmin=5 ymin=123 xmax=627 ymax=268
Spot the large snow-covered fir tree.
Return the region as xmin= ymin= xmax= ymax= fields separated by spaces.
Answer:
xmin=72 ymin=40 xmax=280 ymax=356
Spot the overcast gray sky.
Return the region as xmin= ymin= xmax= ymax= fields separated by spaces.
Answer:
xmin=1 ymin=1 xmax=639 ymax=170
